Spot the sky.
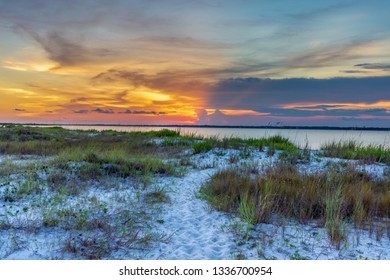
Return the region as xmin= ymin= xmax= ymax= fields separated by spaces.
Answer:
xmin=0 ymin=0 xmax=390 ymax=127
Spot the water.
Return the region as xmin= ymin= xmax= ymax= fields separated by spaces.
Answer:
xmin=57 ymin=125 xmax=390 ymax=150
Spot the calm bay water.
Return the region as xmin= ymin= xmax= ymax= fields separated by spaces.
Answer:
xmin=57 ymin=125 xmax=390 ymax=150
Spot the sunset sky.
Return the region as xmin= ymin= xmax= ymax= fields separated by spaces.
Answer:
xmin=1 ymin=0 xmax=390 ymax=127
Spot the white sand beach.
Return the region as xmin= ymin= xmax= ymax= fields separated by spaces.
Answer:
xmin=1 ymin=146 xmax=389 ymax=260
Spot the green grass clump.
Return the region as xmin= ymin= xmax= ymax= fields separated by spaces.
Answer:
xmin=125 ymin=128 xmax=180 ymax=138
xmin=0 ymin=140 xmax=67 ymax=155
xmin=278 ymin=141 xmax=311 ymax=164
xmin=0 ymin=125 xmax=65 ymax=142
xmin=54 ymin=148 xmax=178 ymax=178
xmin=200 ymin=162 xmax=390 ymax=247
xmin=144 ymin=186 xmax=171 ymax=204
xmin=192 ymin=135 xmax=298 ymax=154
xmin=0 ymin=125 xmax=75 ymax=155
xmin=146 ymin=128 xmax=180 ymax=137
xmin=224 ymin=135 xmax=297 ymax=152
xmin=321 ymin=140 xmax=390 ymax=165
xmin=193 ymin=140 xmax=216 ymax=154
xmin=290 ymin=250 xmax=308 ymax=260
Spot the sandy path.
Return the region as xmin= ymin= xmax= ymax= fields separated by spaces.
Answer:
xmin=147 ymin=169 xmax=237 ymax=260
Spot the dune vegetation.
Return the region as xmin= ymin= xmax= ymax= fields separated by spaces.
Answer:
xmin=0 ymin=125 xmax=389 ymax=259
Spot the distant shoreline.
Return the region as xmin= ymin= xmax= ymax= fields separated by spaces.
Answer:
xmin=1 ymin=123 xmax=390 ymax=131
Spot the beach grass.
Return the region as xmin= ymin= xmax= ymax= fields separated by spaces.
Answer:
xmin=320 ymin=140 xmax=390 ymax=165
xmin=200 ymin=161 xmax=390 ymax=247
xmin=192 ymin=135 xmax=298 ymax=154
xmin=0 ymin=125 xmax=184 ymax=156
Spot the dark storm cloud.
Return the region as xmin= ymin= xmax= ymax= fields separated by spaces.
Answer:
xmin=210 ymin=77 xmax=390 ymax=112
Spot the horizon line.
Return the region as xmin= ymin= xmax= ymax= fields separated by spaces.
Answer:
xmin=1 ymin=122 xmax=390 ymax=131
